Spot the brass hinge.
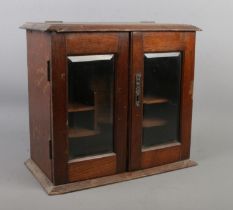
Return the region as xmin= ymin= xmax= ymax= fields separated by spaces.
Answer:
xmin=47 ymin=60 xmax=51 ymax=82
xmin=49 ymin=139 xmax=52 ymax=159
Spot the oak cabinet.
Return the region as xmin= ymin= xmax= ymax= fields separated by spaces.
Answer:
xmin=21 ymin=22 xmax=200 ymax=195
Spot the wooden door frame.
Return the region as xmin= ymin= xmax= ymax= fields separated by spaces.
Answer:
xmin=129 ymin=31 xmax=196 ymax=170
xmin=51 ymin=32 xmax=129 ymax=184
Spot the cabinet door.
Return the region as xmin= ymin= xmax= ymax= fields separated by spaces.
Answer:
xmin=51 ymin=33 xmax=129 ymax=184
xmin=129 ymin=32 xmax=195 ymax=170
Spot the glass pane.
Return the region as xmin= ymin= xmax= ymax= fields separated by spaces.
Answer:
xmin=143 ymin=52 xmax=182 ymax=148
xmin=67 ymin=54 xmax=114 ymax=159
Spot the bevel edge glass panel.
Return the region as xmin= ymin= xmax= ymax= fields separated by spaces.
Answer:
xmin=145 ymin=52 xmax=180 ymax=58
xmin=67 ymin=54 xmax=115 ymax=159
xmin=68 ymin=54 xmax=114 ymax=63
xmin=143 ymin=51 xmax=182 ymax=148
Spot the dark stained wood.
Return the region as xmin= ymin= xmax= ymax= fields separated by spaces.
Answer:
xmin=65 ymin=32 xmax=129 ymax=181
xmin=128 ymin=32 xmax=144 ymax=170
xmin=23 ymin=23 xmax=199 ymax=191
xmin=143 ymin=32 xmax=186 ymax=52
xmin=25 ymin=158 xmax=197 ymax=195
xmin=94 ymin=72 xmax=113 ymax=125
xmin=68 ymin=103 xmax=95 ymax=112
xmin=68 ymin=127 xmax=100 ymax=138
xmin=129 ymin=32 xmax=197 ymax=170
xmin=142 ymin=118 xmax=167 ymax=127
xmin=114 ymin=33 xmax=129 ymax=172
xmin=50 ymin=33 xmax=68 ymax=185
xmin=66 ymin=33 xmax=119 ymax=55
xmin=141 ymin=144 xmax=181 ymax=169
xmin=20 ymin=22 xmax=201 ymax=33
xmin=180 ymin=33 xmax=196 ymax=159
xmin=68 ymin=153 xmax=116 ymax=182
xmin=26 ymin=31 xmax=52 ymax=181
xmin=143 ymin=96 xmax=168 ymax=104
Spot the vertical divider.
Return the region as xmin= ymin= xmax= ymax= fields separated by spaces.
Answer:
xmin=114 ymin=33 xmax=130 ymax=172
xmin=51 ymin=33 xmax=68 ymax=185
xmin=128 ymin=32 xmax=144 ymax=170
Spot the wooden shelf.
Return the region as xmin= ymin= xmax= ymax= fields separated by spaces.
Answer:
xmin=68 ymin=128 xmax=100 ymax=138
xmin=143 ymin=96 xmax=168 ymax=105
xmin=143 ymin=118 xmax=167 ymax=128
xmin=68 ymin=103 xmax=95 ymax=112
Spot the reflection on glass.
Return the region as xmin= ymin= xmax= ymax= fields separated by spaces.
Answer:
xmin=67 ymin=54 xmax=114 ymax=159
xmin=143 ymin=52 xmax=182 ymax=148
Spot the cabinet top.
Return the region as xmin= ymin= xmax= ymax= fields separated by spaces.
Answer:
xmin=20 ymin=22 xmax=201 ymax=33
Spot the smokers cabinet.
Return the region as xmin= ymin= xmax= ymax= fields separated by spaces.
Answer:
xmin=21 ymin=22 xmax=200 ymax=195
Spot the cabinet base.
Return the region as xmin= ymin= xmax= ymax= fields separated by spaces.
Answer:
xmin=25 ymin=159 xmax=197 ymax=195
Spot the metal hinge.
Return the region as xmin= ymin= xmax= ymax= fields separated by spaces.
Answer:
xmin=47 ymin=60 xmax=51 ymax=81
xmin=49 ymin=139 xmax=52 ymax=159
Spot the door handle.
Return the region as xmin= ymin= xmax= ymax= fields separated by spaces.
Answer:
xmin=135 ymin=73 xmax=142 ymax=107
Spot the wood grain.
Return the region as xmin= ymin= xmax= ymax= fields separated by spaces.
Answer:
xmin=180 ymin=33 xmax=196 ymax=159
xmin=25 ymin=158 xmax=197 ymax=195
xmin=66 ymin=33 xmax=119 ymax=55
xmin=26 ymin=31 xmax=52 ymax=181
xmin=142 ymin=118 xmax=167 ymax=127
xmin=143 ymin=32 xmax=186 ymax=52
xmin=20 ymin=22 xmax=201 ymax=33
xmin=114 ymin=32 xmax=129 ymax=172
xmin=66 ymin=32 xmax=129 ymax=181
xmin=68 ymin=103 xmax=95 ymax=112
xmin=23 ymin=24 xmax=198 ymax=188
xmin=128 ymin=32 xmax=144 ymax=170
xmin=50 ymin=33 xmax=68 ymax=185
xmin=68 ymin=128 xmax=100 ymax=138
xmin=68 ymin=153 xmax=116 ymax=182
xmin=143 ymin=96 xmax=168 ymax=104
xmin=138 ymin=32 xmax=196 ymax=168
xmin=141 ymin=144 xmax=181 ymax=169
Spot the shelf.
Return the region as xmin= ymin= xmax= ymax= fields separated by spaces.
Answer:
xmin=143 ymin=118 xmax=167 ymax=128
xmin=68 ymin=103 xmax=95 ymax=112
xmin=68 ymin=128 xmax=100 ymax=138
xmin=143 ymin=96 xmax=168 ymax=105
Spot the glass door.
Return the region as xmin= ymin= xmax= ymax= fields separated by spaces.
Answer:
xmin=52 ymin=33 xmax=129 ymax=183
xmin=67 ymin=54 xmax=115 ymax=159
xmin=129 ymin=32 xmax=195 ymax=170
xmin=143 ymin=52 xmax=181 ymax=148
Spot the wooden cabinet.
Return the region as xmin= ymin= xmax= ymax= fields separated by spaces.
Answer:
xmin=21 ymin=22 xmax=200 ymax=195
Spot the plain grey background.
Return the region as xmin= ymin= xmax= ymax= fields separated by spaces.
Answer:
xmin=1 ymin=0 xmax=233 ymax=209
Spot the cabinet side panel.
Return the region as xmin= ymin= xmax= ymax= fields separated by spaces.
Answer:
xmin=27 ymin=31 xmax=52 ymax=180
xmin=50 ymin=33 xmax=68 ymax=185
xmin=180 ymin=32 xmax=196 ymax=159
